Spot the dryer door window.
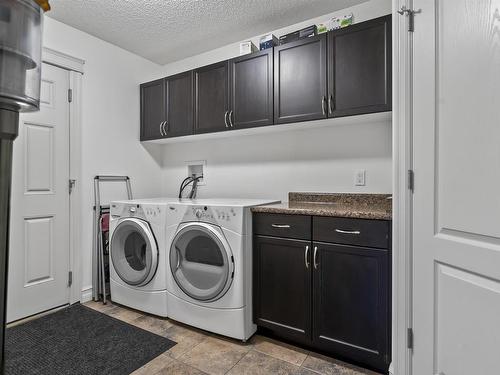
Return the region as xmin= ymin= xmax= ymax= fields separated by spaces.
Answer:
xmin=170 ymin=223 xmax=233 ymax=302
xmin=111 ymin=218 xmax=158 ymax=286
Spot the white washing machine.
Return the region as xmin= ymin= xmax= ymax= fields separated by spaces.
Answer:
xmin=109 ymin=198 xmax=179 ymax=316
xmin=165 ymin=198 xmax=279 ymax=341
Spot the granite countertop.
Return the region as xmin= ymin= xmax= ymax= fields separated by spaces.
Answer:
xmin=252 ymin=192 xmax=392 ymax=220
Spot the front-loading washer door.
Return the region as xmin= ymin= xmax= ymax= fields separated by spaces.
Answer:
xmin=111 ymin=218 xmax=158 ymax=287
xmin=170 ymin=223 xmax=233 ymax=302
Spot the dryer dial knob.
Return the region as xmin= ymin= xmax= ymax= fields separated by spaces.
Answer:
xmin=195 ymin=209 xmax=203 ymax=219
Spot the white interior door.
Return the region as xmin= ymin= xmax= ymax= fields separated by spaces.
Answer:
xmin=7 ymin=63 xmax=71 ymax=322
xmin=412 ymin=1 xmax=500 ymax=374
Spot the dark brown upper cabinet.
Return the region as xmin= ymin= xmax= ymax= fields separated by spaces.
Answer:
xmin=140 ymin=78 xmax=165 ymax=141
xmin=328 ymin=15 xmax=392 ymax=117
xmin=164 ymin=71 xmax=194 ymax=138
xmin=194 ymin=61 xmax=230 ymax=134
xmin=274 ymin=34 xmax=328 ymax=124
xmin=229 ymin=48 xmax=274 ymax=129
xmin=140 ymin=15 xmax=392 ymax=141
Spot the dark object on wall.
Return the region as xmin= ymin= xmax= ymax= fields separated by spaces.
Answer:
xmin=229 ymin=48 xmax=274 ymax=129
xmin=0 ymin=0 xmax=48 ymax=371
xmin=274 ymin=34 xmax=327 ymax=124
xmin=140 ymin=71 xmax=194 ymax=141
xmin=4 ymin=303 xmax=176 ymax=374
xmin=328 ymin=15 xmax=392 ymax=117
xmin=178 ymin=175 xmax=203 ymax=199
xmin=252 ymin=213 xmax=391 ymax=372
xmin=194 ymin=61 xmax=230 ymax=134
xmin=278 ymin=25 xmax=318 ymax=45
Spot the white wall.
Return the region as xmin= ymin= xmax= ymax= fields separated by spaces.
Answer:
xmin=41 ymin=0 xmax=392 ymax=299
xmin=42 ymin=17 xmax=164 ymax=295
xmin=157 ymin=0 xmax=393 ymax=201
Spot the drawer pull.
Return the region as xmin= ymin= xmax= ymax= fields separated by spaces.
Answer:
xmin=335 ymin=229 xmax=361 ymax=235
xmin=304 ymin=246 xmax=310 ymax=269
xmin=271 ymin=224 xmax=291 ymax=229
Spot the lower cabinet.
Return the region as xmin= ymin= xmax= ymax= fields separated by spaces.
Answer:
xmin=253 ymin=236 xmax=311 ymax=343
xmin=253 ymin=213 xmax=391 ymax=373
xmin=312 ymin=242 xmax=390 ymax=371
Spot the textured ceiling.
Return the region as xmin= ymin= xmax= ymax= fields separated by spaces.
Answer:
xmin=47 ymin=0 xmax=367 ymax=65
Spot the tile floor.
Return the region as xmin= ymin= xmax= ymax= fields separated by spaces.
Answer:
xmin=85 ymin=301 xmax=381 ymax=375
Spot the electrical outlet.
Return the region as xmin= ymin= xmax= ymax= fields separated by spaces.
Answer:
xmin=355 ymin=169 xmax=366 ymax=186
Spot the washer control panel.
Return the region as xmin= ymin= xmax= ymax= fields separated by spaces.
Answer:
xmin=110 ymin=202 xmax=166 ymax=224
xmin=186 ymin=205 xmax=237 ymax=224
xmin=144 ymin=206 xmax=162 ymax=218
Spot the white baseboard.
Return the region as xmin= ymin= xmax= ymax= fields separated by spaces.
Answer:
xmin=81 ymin=287 xmax=93 ymax=303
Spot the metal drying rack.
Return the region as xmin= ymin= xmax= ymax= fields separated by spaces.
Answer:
xmin=92 ymin=175 xmax=133 ymax=304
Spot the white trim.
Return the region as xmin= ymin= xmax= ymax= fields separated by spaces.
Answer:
xmin=41 ymin=49 xmax=85 ymax=305
xmin=68 ymin=70 xmax=83 ymax=304
xmin=392 ymin=1 xmax=412 ymax=375
xmin=42 ymin=47 xmax=85 ymax=73
xmin=81 ymin=287 xmax=93 ymax=303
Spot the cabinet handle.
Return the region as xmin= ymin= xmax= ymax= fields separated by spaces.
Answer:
xmin=328 ymin=94 xmax=334 ymax=114
xmin=224 ymin=111 xmax=229 ymax=128
xmin=229 ymin=110 xmax=234 ymax=127
xmin=313 ymin=246 xmax=319 ymax=269
xmin=335 ymin=229 xmax=361 ymax=235
xmin=162 ymin=121 xmax=168 ymax=135
xmin=305 ymin=245 xmax=310 ymax=269
xmin=321 ymin=96 xmax=326 ymax=116
xmin=159 ymin=121 xmax=165 ymax=136
xmin=271 ymin=224 xmax=291 ymax=228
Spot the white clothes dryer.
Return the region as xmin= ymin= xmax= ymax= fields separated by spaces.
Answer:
xmin=165 ymin=198 xmax=279 ymax=340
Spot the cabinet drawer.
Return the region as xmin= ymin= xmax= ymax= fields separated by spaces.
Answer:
xmin=253 ymin=213 xmax=311 ymax=240
xmin=313 ymin=217 xmax=389 ymax=249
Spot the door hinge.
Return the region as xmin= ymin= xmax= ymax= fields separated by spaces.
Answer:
xmin=408 ymin=170 xmax=415 ymax=193
xmin=68 ymin=271 xmax=73 ymax=287
xmin=407 ymin=328 xmax=414 ymax=349
xmin=68 ymin=88 xmax=73 ymax=103
xmin=69 ymin=179 xmax=76 ymax=194
xmin=398 ymin=6 xmax=421 ymax=32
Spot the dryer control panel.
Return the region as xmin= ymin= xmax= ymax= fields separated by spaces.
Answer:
xmin=190 ymin=206 xmax=237 ymax=223
xmin=167 ymin=203 xmax=249 ymax=234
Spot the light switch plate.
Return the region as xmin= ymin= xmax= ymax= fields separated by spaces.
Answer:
xmin=355 ymin=169 xmax=366 ymax=186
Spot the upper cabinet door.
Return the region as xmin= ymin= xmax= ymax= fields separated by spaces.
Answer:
xmin=274 ymin=34 xmax=328 ymax=124
xmin=140 ymin=78 xmax=165 ymax=141
xmin=229 ymin=49 xmax=273 ymax=129
xmin=165 ymin=71 xmax=194 ymax=138
xmin=328 ymin=15 xmax=392 ymax=117
xmin=194 ymin=61 xmax=229 ymax=134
